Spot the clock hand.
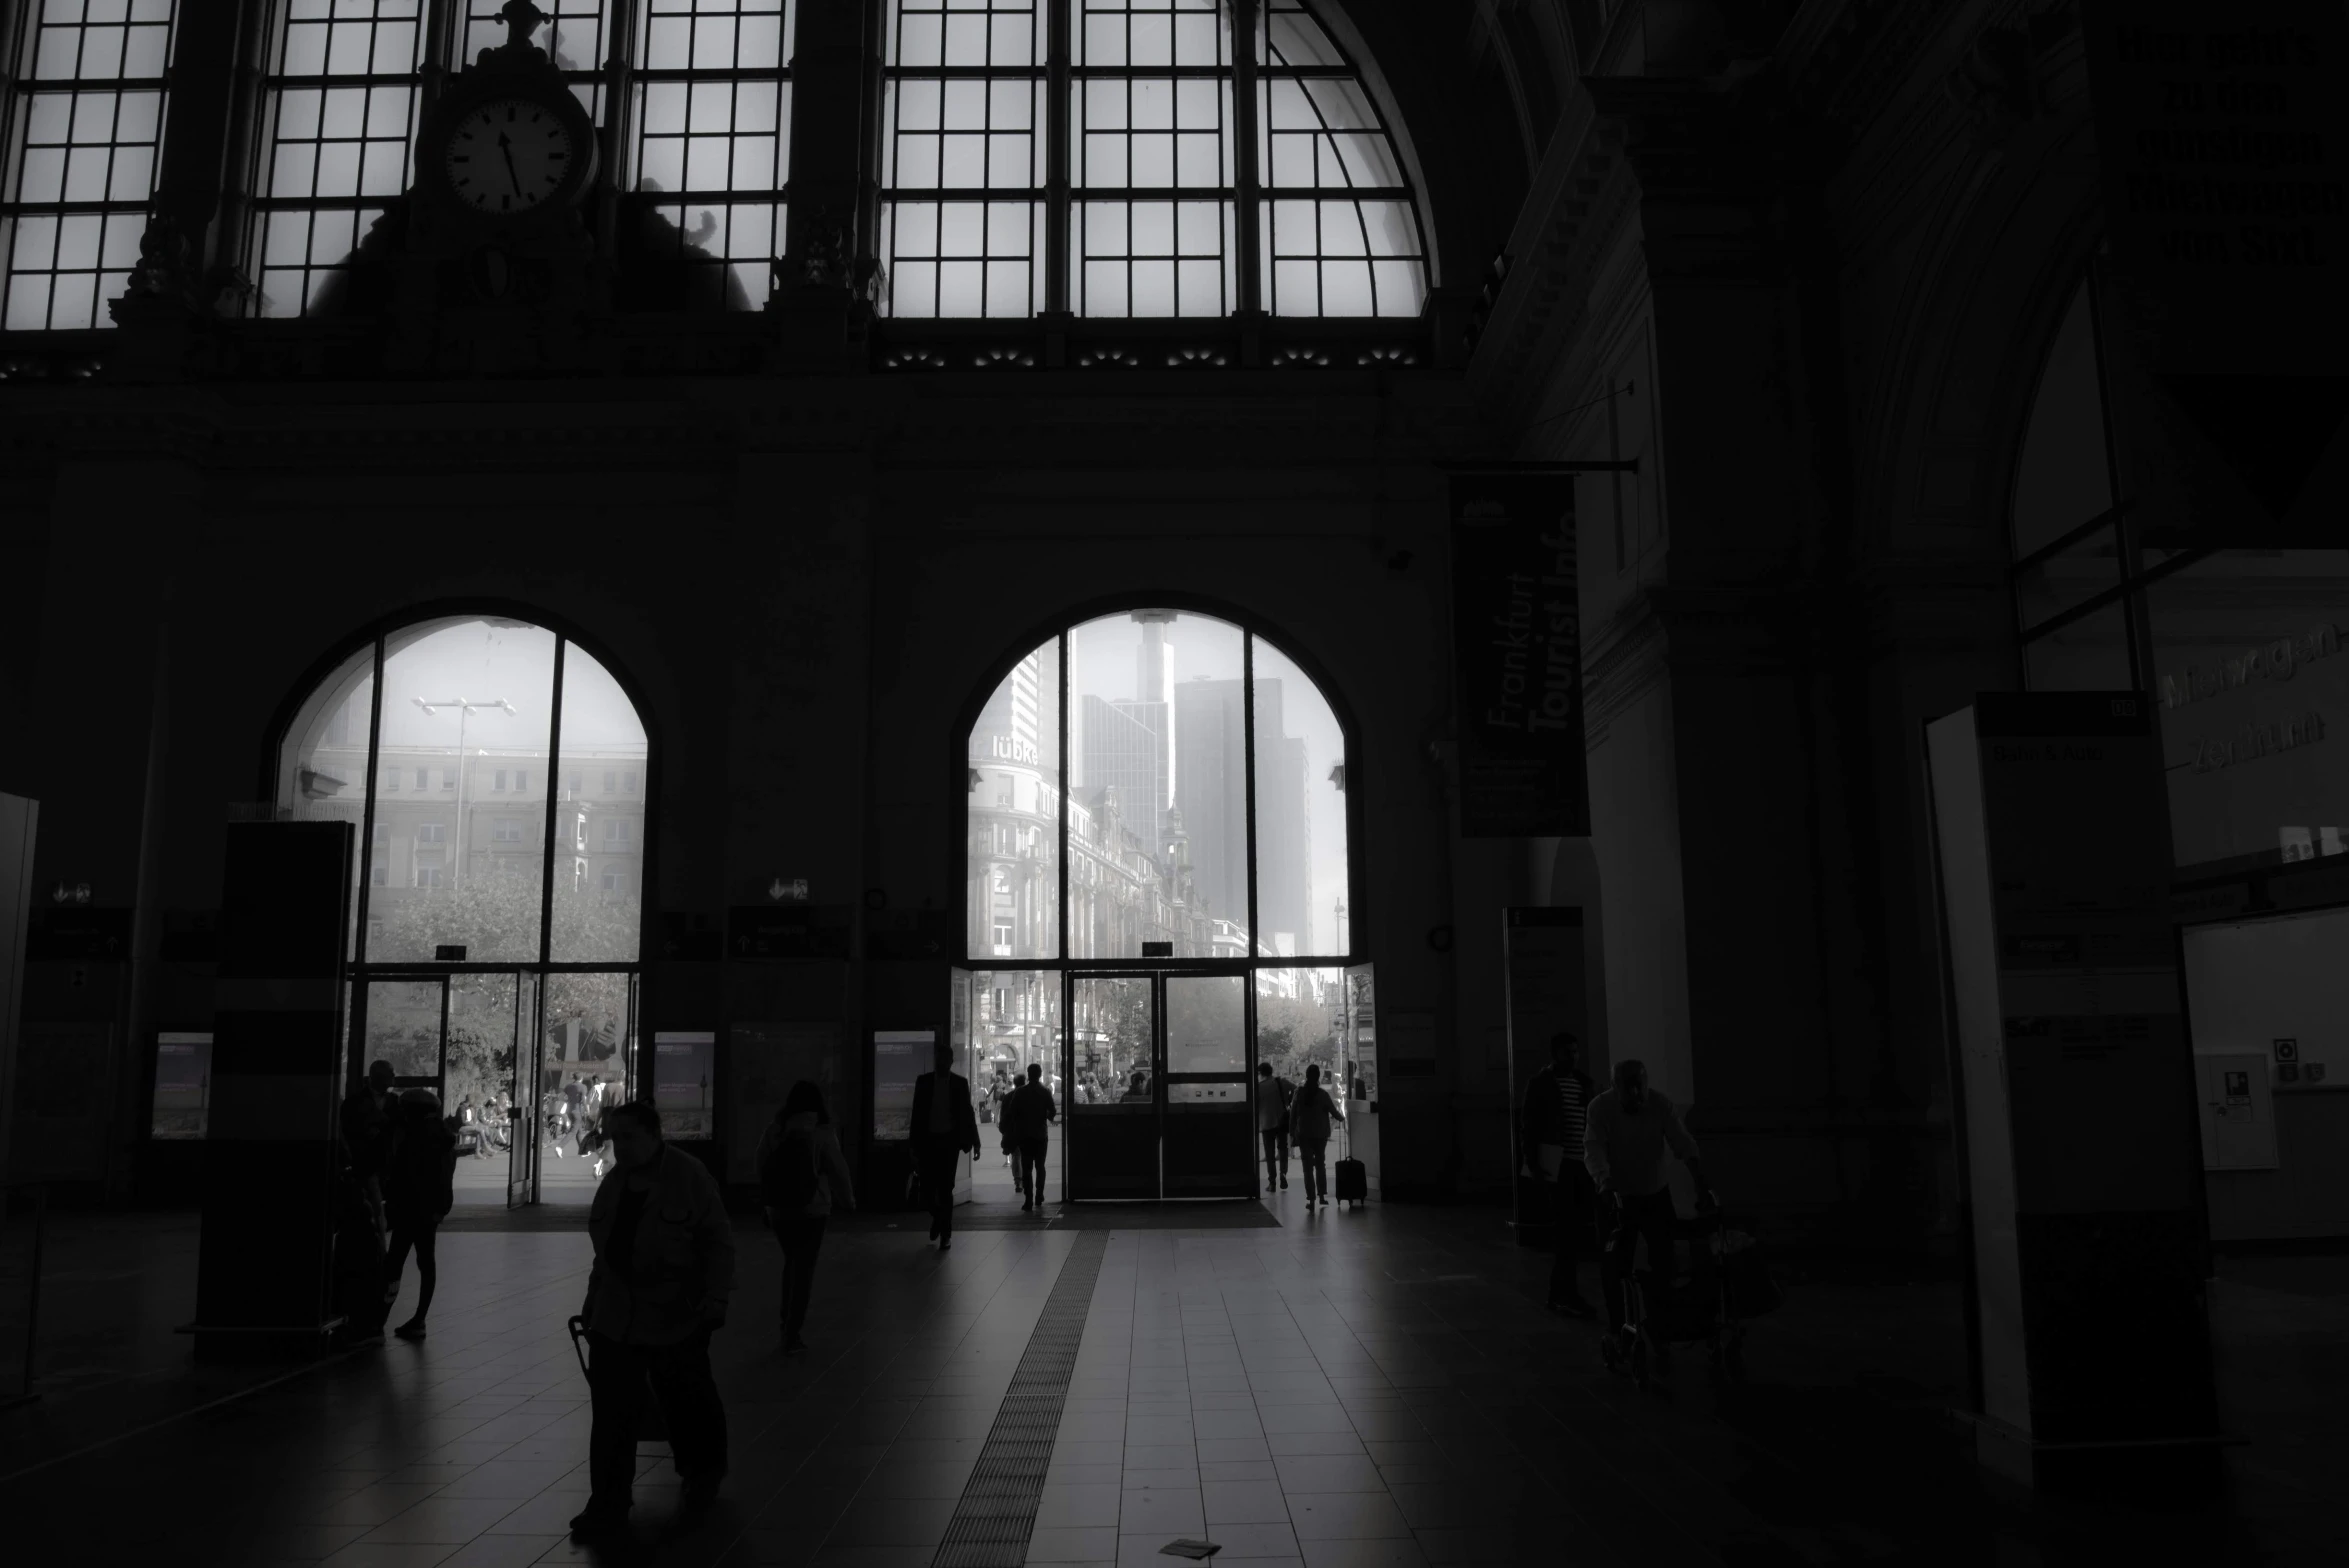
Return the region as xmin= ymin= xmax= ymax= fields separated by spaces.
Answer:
xmin=497 ymin=131 xmax=522 ymax=196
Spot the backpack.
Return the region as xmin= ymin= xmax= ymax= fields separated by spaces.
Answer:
xmin=760 ymin=1123 xmax=821 ymax=1216
xmin=1276 ymin=1076 xmax=1296 ymax=1111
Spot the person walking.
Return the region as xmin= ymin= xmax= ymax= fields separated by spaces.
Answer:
xmin=1520 ymin=1031 xmax=1598 ymax=1318
xmin=383 ymin=1087 xmax=457 ymax=1340
xmin=1290 ymin=1063 xmax=1345 ymax=1211
xmin=572 ymin=1101 xmax=736 ymax=1540
xmin=758 ymin=1081 xmax=856 ymax=1356
xmin=1254 ymin=1062 xmax=1296 ymax=1192
xmin=335 ymin=1059 xmax=398 ymax=1346
xmin=910 ymin=1041 xmax=980 ymax=1250
xmin=1006 ymin=1063 xmax=1057 ymax=1213
xmin=1583 ymin=1059 xmax=1712 ymax=1362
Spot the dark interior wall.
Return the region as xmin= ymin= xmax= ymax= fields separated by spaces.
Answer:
xmin=7 ymin=378 xmax=1471 ymax=1192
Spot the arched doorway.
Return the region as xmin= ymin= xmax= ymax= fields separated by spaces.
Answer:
xmin=275 ymin=614 xmax=650 ymax=1206
xmin=954 ymin=607 xmax=1365 ymax=1204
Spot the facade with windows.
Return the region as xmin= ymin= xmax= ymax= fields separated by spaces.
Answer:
xmin=4 ymin=4 xmax=2338 ymax=1242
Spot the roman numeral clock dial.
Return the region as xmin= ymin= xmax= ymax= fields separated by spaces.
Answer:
xmin=443 ymin=99 xmax=574 ymax=214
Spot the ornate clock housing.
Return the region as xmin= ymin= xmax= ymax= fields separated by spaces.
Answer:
xmin=416 ymin=0 xmax=599 ymax=233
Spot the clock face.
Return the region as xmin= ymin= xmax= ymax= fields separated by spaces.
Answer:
xmin=443 ymin=98 xmax=576 ymax=215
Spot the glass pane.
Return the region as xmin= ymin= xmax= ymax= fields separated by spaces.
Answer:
xmin=2014 ymin=527 xmax=2123 ymax=636
xmin=365 ymin=619 xmax=559 ymax=963
xmin=1071 ymin=610 xmax=1244 ymax=958
xmin=2012 ymin=280 xmax=2113 ymax=561
xmin=1255 ymin=967 xmax=1343 ymax=1086
xmin=1164 ymin=972 xmax=1244 ymax=1074
xmin=550 ymin=642 xmax=647 ymax=962
xmin=538 ymin=972 xmax=636 ymax=1202
xmin=150 ymin=1033 xmax=212 ymax=1140
xmin=1070 ymin=974 xmax=1152 ymax=1107
xmin=969 ymin=640 xmax=1063 ymax=959
xmin=2022 ymin=600 xmax=2131 ymax=693
xmin=276 ymin=639 xmax=374 ymax=957
xmin=445 ymin=973 xmax=520 ymax=1200
xmin=2149 ymin=549 xmax=2349 ymax=873
xmin=1251 ymin=636 xmax=1346 ymax=957
xmin=363 ymin=979 xmax=443 ymax=1079
xmin=968 ymin=969 xmax=1063 ymax=1094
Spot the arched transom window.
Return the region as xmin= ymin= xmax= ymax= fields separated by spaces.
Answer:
xmin=881 ymin=0 xmax=1427 ymax=319
xmin=967 ymin=609 xmax=1353 ymax=965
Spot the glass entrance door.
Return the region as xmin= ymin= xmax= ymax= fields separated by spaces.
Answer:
xmin=1064 ymin=969 xmax=1256 ymax=1201
xmin=1161 ymin=973 xmax=1254 ymax=1196
xmin=357 ymin=972 xmax=526 ymax=1205
xmin=534 ymin=972 xmax=637 ymax=1205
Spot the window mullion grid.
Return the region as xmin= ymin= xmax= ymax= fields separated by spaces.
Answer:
xmin=538 ymin=637 xmax=568 ymax=970
xmin=1044 ymin=0 xmax=1068 ymax=313
xmin=1230 ymin=0 xmax=1261 ymax=314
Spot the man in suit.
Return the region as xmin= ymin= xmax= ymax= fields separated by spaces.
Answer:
xmin=910 ymin=1040 xmax=982 ymax=1250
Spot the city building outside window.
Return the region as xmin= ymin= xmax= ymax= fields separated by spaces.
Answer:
xmin=0 ymin=0 xmax=178 ymax=329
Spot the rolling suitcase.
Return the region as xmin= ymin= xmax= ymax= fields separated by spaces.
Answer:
xmin=1333 ymin=1157 xmax=1367 ymax=1206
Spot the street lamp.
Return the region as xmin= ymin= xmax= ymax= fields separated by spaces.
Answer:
xmin=412 ymin=697 xmax=517 ymax=889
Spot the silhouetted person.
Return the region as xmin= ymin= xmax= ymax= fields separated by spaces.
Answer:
xmin=1521 ymin=1031 xmax=1597 ymax=1318
xmin=1256 ymin=1061 xmax=1295 ymax=1192
xmin=336 ymin=1058 xmax=398 ymax=1345
xmin=573 ymin=1101 xmax=735 ymax=1540
xmin=910 ymin=1041 xmax=980 ymax=1250
xmin=759 ymin=1081 xmax=856 ymax=1355
xmin=384 ymin=1087 xmax=457 ymax=1340
xmin=1584 ymin=1059 xmax=1712 ymax=1359
xmin=1005 ymin=1062 xmax=1057 ymax=1213
xmin=1291 ymin=1063 xmax=1345 ymax=1212
xmin=1121 ymin=1068 xmax=1151 ymax=1102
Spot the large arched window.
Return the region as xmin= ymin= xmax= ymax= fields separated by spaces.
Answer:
xmin=275 ymin=614 xmax=650 ymax=1200
xmin=879 ymin=0 xmax=1426 ymax=319
xmin=959 ymin=608 xmax=1362 ymax=1201
xmin=967 ymin=608 xmax=1352 ymax=964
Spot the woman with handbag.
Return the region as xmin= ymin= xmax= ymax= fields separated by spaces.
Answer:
xmin=758 ymin=1081 xmax=856 ymax=1355
xmin=383 ymin=1087 xmax=458 ymax=1340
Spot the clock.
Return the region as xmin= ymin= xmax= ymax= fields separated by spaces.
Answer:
xmin=442 ymin=98 xmax=577 ymax=216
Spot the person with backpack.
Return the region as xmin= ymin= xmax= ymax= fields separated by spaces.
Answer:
xmin=1290 ymin=1063 xmax=1345 ymax=1212
xmin=1255 ymin=1062 xmax=1296 ymax=1192
xmin=382 ymin=1086 xmax=458 ymax=1340
xmin=1004 ymin=1063 xmax=1057 ymax=1213
xmin=759 ymin=1080 xmax=856 ymax=1355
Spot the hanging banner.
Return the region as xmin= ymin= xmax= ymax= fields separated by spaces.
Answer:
xmin=1449 ymin=473 xmax=1589 ymax=837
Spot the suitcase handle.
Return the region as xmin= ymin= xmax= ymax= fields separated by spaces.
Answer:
xmin=567 ymin=1315 xmax=590 ymax=1382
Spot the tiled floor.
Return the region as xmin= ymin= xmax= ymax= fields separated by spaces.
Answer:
xmin=1 ymin=1189 xmax=2341 ymax=1567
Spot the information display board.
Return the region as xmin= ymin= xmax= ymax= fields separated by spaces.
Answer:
xmin=871 ymin=1029 xmax=933 ymax=1142
xmin=651 ymin=1031 xmax=716 ymax=1139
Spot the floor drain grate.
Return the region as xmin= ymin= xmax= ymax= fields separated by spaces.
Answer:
xmin=931 ymin=1230 xmax=1111 ymax=1568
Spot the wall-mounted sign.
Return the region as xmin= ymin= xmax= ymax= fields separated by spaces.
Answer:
xmin=729 ymin=904 xmax=851 ymax=959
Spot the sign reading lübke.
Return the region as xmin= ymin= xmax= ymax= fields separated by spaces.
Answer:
xmin=1450 ymin=474 xmax=1589 ymax=838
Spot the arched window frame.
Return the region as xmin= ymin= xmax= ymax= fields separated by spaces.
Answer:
xmin=960 ymin=602 xmax=1361 ymax=974
xmin=268 ymin=606 xmax=659 ymax=1082
xmin=879 ymin=0 xmax=1428 ymax=321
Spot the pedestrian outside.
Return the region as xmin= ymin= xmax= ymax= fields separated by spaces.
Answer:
xmin=1289 ymin=1063 xmax=1345 ymax=1211
xmin=758 ymin=1080 xmax=856 ymax=1355
xmin=1520 ymin=1030 xmax=1599 ymax=1318
xmin=1005 ymin=1063 xmax=1057 ymax=1213
xmin=383 ymin=1087 xmax=457 ymax=1340
xmin=1254 ymin=1061 xmax=1295 ymax=1192
xmin=1583 ymin=1059 xmax=1712 ymax=1360
xmin=909 ymin=1041 xmax=981 ymax=1249
xmin=572 ymin=1101 xmax=736 ymax=1540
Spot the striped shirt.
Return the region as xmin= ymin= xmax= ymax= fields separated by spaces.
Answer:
xmin=1555 ymin=1071 xmax=1590 ymax=1149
